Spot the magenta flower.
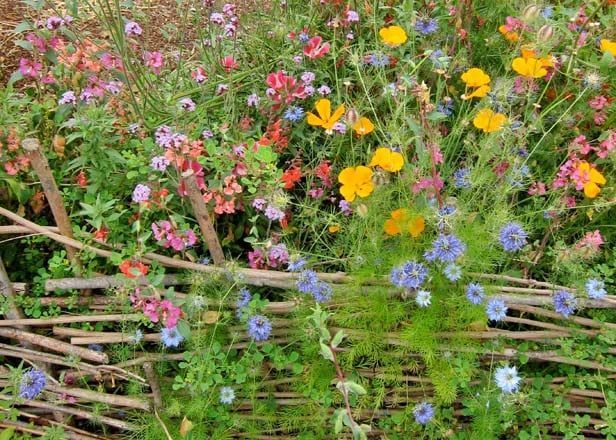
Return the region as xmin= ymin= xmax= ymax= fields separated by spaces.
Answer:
xmin=19 ymin=58 xmax=42 ymax=78
xmin=124 ymin=21 xmax=143 ymax=36
xmin=143 ymin=51 xmax=163 ymax=74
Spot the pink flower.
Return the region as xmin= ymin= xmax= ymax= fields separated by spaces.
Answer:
xmin=528 ymin=182 xmax=546 ymax=196
xmin=593 ymin=111 xmax=606 ymax=125
xmin=571 ymin=135 xmax=592 ymax=155
xmin=248 ymin=248 xmax=265 ymax=269
xmin=588 ymin=95 xmax=608 ymax=110
xmin=597 ymin=131 xmax=615 ymax=158
xmin=159 ymin=300 xmax=182 ymax=328
xmin=19 ymin=58 xmax=42 ymax=78
xmin=575 ymin=230 xmax=603 ymax=251
xmin=303 ymin=36 xmax=330 ymax=60
xmin=144 ymin=51 xmax=164 ymax=74
xmin=192 ymin=67 xmax=208 ymax=83
xmin=221 ymin=55 xmax=239 ymax=72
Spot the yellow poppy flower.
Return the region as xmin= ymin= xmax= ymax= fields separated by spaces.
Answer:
xmin=461 ymin=68 xmax=491 ymax=88
xmin=338 ymin=166 xmax=374 ymax=202
xmin=463 ymin=85 xmax=491 ymax=100
xmin=368 ymin=147 xmax=404 ymax=172
xmin=306 ymin=98 xmax=345 ymax=133
xmin=383 ymin=208 xmax=425 ymax=237
xmin=473 ymin=108 xmax=507 ymax=133
xmin=379 ymin=25 xmax=408 ymax=47
xmin=511 ymin=57 xmax=548 ymax=78
xmin=328 ymin=224 xmax=340 ymax=233
xmin=577 ymin=161 xmax=606 ymax=199
xmin=600 ymin=39 xmax=616 ymax=57
xmin=353 ymin=117 xmax=374 ymax=136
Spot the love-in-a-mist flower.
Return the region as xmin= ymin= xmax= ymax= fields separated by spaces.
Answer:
xmin=574 ymin=161 xmax=606 ymax=198
xmin=19 ymin=369 xmax=46 ymax=400
xmin=415 ymin=290 xmax=431 ymax=307
xmin=379 ymin=25 xmax=407 ymax=46
xmin=219 ymin=386 xmax=235 ymax=404
xmin=306 ymin=99 xmax=345 ymax=133
xmin=161 ymin=326 xmax=184 ymax=348
xmin=585 ymin=279 xmax=606 ymax=300
xmin=600 ymin=39 xmax=616 ymax=57
xmin=466 ymin=283 xmax=485 ymax=305
xmin=494 ymin=365 xmax=521 ymax=393
xmin=486 ymin=298 xmax=508 ymax=321
xmin=473 ymin=109 xmax=506 ymax=133
xmin=383 ymin=209 xmax=425 ymax=237
xmin=390 ymin=261 xmax=428 ymax=290
xmin=553 ymin=290 xmax=577 ymax=317
xmin=247 ymin=315 xmax=272 ymax=341
xmin=424 ymin=234 xmax=466 ymax=263
xmin=413 ymin=402 xmax=434 ymax=425
xmin=368 ymin=147 xmax=404 ymax=172
xmin=461 ymin=68 xmax=491 ymax=100
xmin=338 ymin=166 xmax=374 ymax=202
xmin=499 ymin=222 xmax=527 ymax=252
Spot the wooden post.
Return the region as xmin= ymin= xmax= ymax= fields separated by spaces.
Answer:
xmin=0 ymin=257 xmax=28 ymax=328
xmin=21 ymin=138 xmax=81 ymax=269
xmin=183 ymin=173 xmax=225 ymax=266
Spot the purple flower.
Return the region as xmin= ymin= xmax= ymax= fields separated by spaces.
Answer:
xmin=19 ymin=369 xmax=46 ymax=400
xmin=317 ymin=85 xmax=331 ymax=96
xmin=390 ymin=261 xmax=428 ymax=290
xmin=150 ymin=155 xmax=170 ymax=171
xmin=553 ymin=290 xmax=577 ymax=317
xmin=179 ymin=98 xmax=196 ymax=112
xmin=247 ymin=93 xmax=260 ymax=107
xmin=283 ymin=106 xmax=304 ymax=122
xmin=46 ymin=16 xmax=64 ymax=30
xmin=339 ymin=200 xmax=352 ymax=216
xmin=124 ymin=21 xmax=142 ymax=36
xmin=268 ymin=243 xmax=289 ymax=268
xmin=296 ymin=270 xmax=332 ymax=302
xmin=486 ymin=298 xmax=508 ymax=321
xmin=415 ymin=18 xmax=438 ymax=35
xmin=424 ymin=234 xmax=466 ymax=263
xmin=210 ymin=12 xmax=225 ymax=25
xmin=413 ymin=402 xmax=434 ymax=425
xmin=301 ymin=71 xmax=315 ymax=84
xmin=235 ymin=288 xmax=252 ymax=319
xmin=264 ymin=205 xmax=285 ymax=221
xmin=346 ymin=10 xmax=359 ymax=22
xmin=106 ymin=81 xmax=122 ymax=95
xmin=499 ymin=222 xmax=528 ymax=252
xmin=287 ymin=258 xmax=307 ymax=272
xmin=252 ymin=198 xmax=267 ymax=211
xmin=132 ymin=184 xmax=151 ymax=203
xmin=247 ymin=315 xmax=272 ymax=341
xmin=58 ymin=91 xmax=77 ymax=105
xmin=465 ymin=283 xmax=485 ymax=305
xmin=453 ymin=168 xmax=471 ymax=189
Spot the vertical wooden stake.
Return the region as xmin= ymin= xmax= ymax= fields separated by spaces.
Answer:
xmin=22 ymin=138 xmax=82 ymax=271
xmin=0 ymin=257 xmax=28 ymax=332
xmin=183 ymin=174 xmax=225 ymax=266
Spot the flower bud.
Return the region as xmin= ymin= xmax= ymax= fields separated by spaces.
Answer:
xmin=537 ymin=24 xmax=554 ymax=42
xmin=345 ymin=108 xmax=359 ymax=126
xmin=522 ymin=5 xmax=540 ymax=21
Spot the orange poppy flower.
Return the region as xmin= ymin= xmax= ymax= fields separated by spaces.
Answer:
xmin=307 ymin=99 xmax=345 ymax=133
xmin=368 ymin=147 xmax=404 ymax=172
xmin=577 ymin=162 xmax=606 ymax=198
xmin=511 ymin=57 xmax=550 ymax=78
xmin=384 ymin=209 xmax=425 ymax=237
xmin=119 ymin=260 xmax=149 ymax=279
xmin=352 ymin=117 xmax=374 ymax=136
xmin=460 ymin=68 xmax=491 ymax=100
xmin=338 ymin=166 xmax=374 ymax=202
xmin=473 ymin=108 xmax=507 ymax=133
xmin=600 ymin=39 xmax=616 ymax=57
xmin=498 ymin=25 xmax=519 ymax=42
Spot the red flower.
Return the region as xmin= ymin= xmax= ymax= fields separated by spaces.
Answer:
xmin=93 ymin=227 xmax=109 ymax=242
xmin=315 ymin=160 xmax=332 ymax=187
xmin=282 ymin=166 xmax=302 ymax=189
xmin=303 ymin=36 xmax=330 ymax=60
xmin=76 ymin=170 xmax=88 ymax=188
xmin=119 ymin=260 xmax=149 ymax=279
xmin=221 ymin=55 xmax=239 ymax=72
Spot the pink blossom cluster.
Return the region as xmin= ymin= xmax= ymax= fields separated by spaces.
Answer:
xmin=208 ymin=3 xmax=239 ymax=38
xmin=265 ymin=71 xmax=309 ymax=109
xmin=131 ymin=290 xmax=182 ymax=329
xmin=588 ymin=96 xmax=611 ymax=127
xmin=248 ymin=243 xmax=289 ymax=269
xmin=152 ymin=220 xmax=198 ymax=251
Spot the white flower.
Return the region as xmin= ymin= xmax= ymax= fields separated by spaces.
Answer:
xmin=415 ymin=290 xmax=431 ymax=308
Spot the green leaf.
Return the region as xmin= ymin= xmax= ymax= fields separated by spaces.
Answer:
xmin=331 ymin=330 xmax=346 ymax=348
xmin=0 ymin=427 xmax=15 ymax=440
xmin=343 ymin=381 xmax=367 ymax=396
xmin=334 ymin=409 xmax=345 ymax=434
xmin=320 ymin=343 xmax=334 ymax=362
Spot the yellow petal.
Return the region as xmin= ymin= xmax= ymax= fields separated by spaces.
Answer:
xmin=339 ymin=184 xmax=356 ymax=202
xmin=306 ymin=112 xmax=324 ymax=127
xmin=353 ymin=117 xmax=374 ymax=135
xmin=600 ymin=39 xmax=616 ymax=57
xmin=379 ymin=26 xmax=407 ymax=47
xmin=314 ymin=99 xmax=331 ymax=121
xmin=589 ymin=168 xmax=606 ymax=186
xmin=511 ymin=57 xmax=529 ymax=76
xmin=353 ymin=166 xmax=373 ymax=182
xmin=407 ymin=216 xmax=425 ymax=237
xmin=461 ymin=68 xmax=491 ymax=87
xmin=388 ymin=151 xmax=404 ymax=172
xmin=584 ymin=182 xmax=601 ymax=199
xmin=356 ymin=181 xmax=374 ymax=198
xmin=338 ymin=167 xmax=355 ymax=185
xmin=384 ymin=218 xmax=401 ymax=236
xmin=369 ymin=148 xmax=389 ymax=167
xmin=463 ymin=85 xmax=491 ymax=100
xmin=390 ymin=208 xmax=408 ymax=220
xmin=330 ymin=104 xmax=346 ymax=124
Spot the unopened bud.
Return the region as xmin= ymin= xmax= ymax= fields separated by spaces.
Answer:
xmin=537 ymin=24 xmax=554 ymax=42
xmin=522 ymin=5 xmax=540 ymax=21
xmin=345 ymin=108 xmax=359 ymax=125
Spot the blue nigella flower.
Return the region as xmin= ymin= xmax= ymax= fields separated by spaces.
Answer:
xmin=466 ymin=283 xmax=485 ymax=305
xmin=553 ymin=290 xmax=577 ymax=317
xmin=415 ymin=290 xmax=431 ymax=308
xmin=219 ymin=386 xmax=236 ymax=405
xmin=296 ymin=270 xmax=332 ymax=302
xmin=161 ymin=326 xmax=184 ymax=348
xmin=453 ymin=168 xmax=471 ymax=189
xmin=390 ymin=261 xmax=428 ymax=290
xmin=443 ymin=264 xmax=462 ymax=282
xmin=283 ymin=106 xmax=304 ymax=122
xmin=424 ymin=234 xmax=466 ymax=264
xmin=287 ymin=258 xmax=307 ymax=272
xmin=19 ymin=369 xmax=46 ymax=400
xmin=541 ymin=6 xmax=553 ymax=18
xmin=247 ymin=315 xmax=272 ymax=341
xmin=367 ymin=52 xmax=390 ymax=67
xmin=429 ymin=49 xmax=450 ymax=69
xmin=436 ymin=99 xmax=454 ymax=116
xmin=494 ymin=365 xmax=521 ymax=393
xmin=413 ymin=402 xmax=435 ymax=425
xmin=235 ymin=288 xmax=252 ymax=319
xmin=486 ymin=298 xmax=508 ymax=321
xmin=415 ymin=18 xmax=438 ymax=35
xmin=585 ymin=279 xmax=606 ymax=300
xmin=499 ymin=222 xmax=528 ymax=252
